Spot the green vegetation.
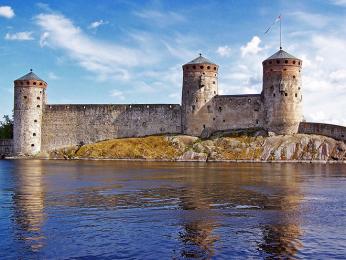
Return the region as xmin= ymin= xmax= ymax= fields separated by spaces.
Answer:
xmin=0 ymin=115 xmax=13 ymax=139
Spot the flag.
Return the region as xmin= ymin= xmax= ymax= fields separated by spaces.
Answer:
xmin=264 ymin=15 xmax=281 ymax=34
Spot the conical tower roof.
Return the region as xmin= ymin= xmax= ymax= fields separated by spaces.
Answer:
xmin=15 ymin=70 xmax=45 ymax=82
xmin=185 ymin=54 xmax=216 ymax=65
xmin=264 ymin=49 xmax=300 ymax=61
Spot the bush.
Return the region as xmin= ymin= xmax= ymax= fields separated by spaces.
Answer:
xmin=0 ymin=115 xmax=13 ymax=139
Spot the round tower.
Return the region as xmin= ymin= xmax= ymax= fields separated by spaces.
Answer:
xmin=181 ymin=54 xmax=219 ymax=136
xmin=262 ymin=49 xmax=303 ymax=135
xmin=13 ymin=70 xmax=47 ymax=155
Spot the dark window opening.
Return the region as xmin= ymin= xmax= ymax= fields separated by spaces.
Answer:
xmin=33 ymin=82 xmax=36 ymax=85
xmin=223 ymin=119 xmax=225 ymax=123
xmin=293 ymin=61 xmax=296 ymax=64
xmin=26 ymin=81 xmax=30 ymax=85
xmin=298 ymin=62 xmax=301 ymax=65
xmin=341 ymin=135 xmax=345 ymax=138
xmin=269 ymin=61 xmax=272 ymax=64
xmin=192 ymin=105 xmax=195 ymax=112
xmin=284 ymin=68 xmax=287 ymax=71
xmin=273 ymin=93 xmax=276 ymax=97
xmin=295 ymin=93 xmax=298 ymax=97
xmin=214 ymin=91 xmax=216 ymax=94
xmin=203 ymin=124 xmax=206 ymax=129
xmin=31 ymin=144 xmax=35 ymax=147
xmin=24 ymin=96 xmax=27 ymax=99
xmin=207 ymin=105 xmax=211 ymax=113
xmin=37 ymin=97 xmax=40 ymax=100
xmin=276 ymin=60 xmax=280 ymax=64
xmin=200 ymin=66 xmax=204 ymax=69
xmin=193 ymin=65 xmax=196 ymax=69
xmin=34 ymin=120 xmax=37 ymax=123
xmin=33 ymin=133 xmax=36 ymax=136
xmin=37 ymin=105 xmax=40 ymax=108
xmin=207 ymin=66 xmax=210 ymax=69
xmin=285 ymin=93 xmax=288 ymax=96
xmin=213 ymin=81 xmax=215 ymax=84
xmin=213 ymin=118 xmax=215 ymax=121
xmin=214 ymin=67 xmax=216 ymax=70
xmin=256 ymin=119 xmax=259 ymax=124
xmin=285 ymin=60 xmax=288 ymax=64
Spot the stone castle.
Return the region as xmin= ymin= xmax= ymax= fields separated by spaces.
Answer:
xmin=8 ymin=48 xmax=346 ymax=156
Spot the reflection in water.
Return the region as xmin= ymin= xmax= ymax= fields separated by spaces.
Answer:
xmin=1 ymin=161 xmax=344 ymax=259
xmin=12 ymin=160 xmax=45 ymax=252
xmin=178 ymin=188 xmax=219 ymax=259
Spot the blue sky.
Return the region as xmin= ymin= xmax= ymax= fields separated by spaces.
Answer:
xmin=1 ymin=0 xmax=346 ymax=125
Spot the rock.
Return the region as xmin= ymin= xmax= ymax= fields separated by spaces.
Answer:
xmin=178 ymin=151 xmax=208 ymax=161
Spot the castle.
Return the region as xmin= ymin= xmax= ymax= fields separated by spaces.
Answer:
xmin=9 ymin=48 xmax=346 ymax=156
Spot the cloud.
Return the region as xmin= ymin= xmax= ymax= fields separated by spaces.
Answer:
xmin=48 ymin=72 xmax=59 ymax=80
xmin=330 ymin=0 xmax=346 ymax=6
xmin=0 ymin=6 xmax=14 ymax=19
xmin=133 ymin=9 xmax=185 ymax=26
xmin=216 ymin=45 xmax=231 ymax=57
xmin=240 ymin=36 xmax=263 ymax=57
xmin=88 ymin=19 xmax=108 ymax=29
xmin=110 ymin=90 xmax=125 ymax=100
xmin=5 ymin=32 xmax=34 ymax=41
xmin=290 ymin=11 xmax=330 ymax=28
xmin=35 ymin=13 xmax=157 ymax=81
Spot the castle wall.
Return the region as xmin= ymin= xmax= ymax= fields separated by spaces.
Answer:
xmin=41 ymin=104 xmax=182 ymax=152
xmin=0 ymin=139 xmax=13 ymax=155
xmin=213 ymin=94 xmax=265 ymax=131
xmin=298 ymin=122 xmax=346 ymax=142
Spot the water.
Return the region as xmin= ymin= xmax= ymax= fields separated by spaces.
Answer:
xmin=0 ymin=160 xmax=346 ymax=259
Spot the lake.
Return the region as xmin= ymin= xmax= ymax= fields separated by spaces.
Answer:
xmin=0 ymin=160 xmax=346 ymax=259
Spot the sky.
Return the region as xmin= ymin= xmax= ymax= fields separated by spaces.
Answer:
xmin=0 ymin=0 xmax=346 ymax=125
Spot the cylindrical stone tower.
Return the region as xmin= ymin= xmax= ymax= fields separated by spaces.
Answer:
xmin=262 ymin=49 xmax=303 ymax=135
xmin=13 ymin=70 xmax=47 ymax=155
xmin=181 ymin=54 xmax=219 ymax=136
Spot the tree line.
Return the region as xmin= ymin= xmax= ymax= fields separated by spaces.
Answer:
xmin=0 ymin=115 xmax=13 ymax=139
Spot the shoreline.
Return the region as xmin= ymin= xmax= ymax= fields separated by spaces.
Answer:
xmin=3 ymin=156 xmax=346 ymax=164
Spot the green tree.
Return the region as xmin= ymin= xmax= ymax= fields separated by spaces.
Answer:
xmin=0 ymin=115 xmax=13 ymax=139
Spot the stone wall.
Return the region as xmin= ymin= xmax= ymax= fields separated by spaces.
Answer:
xmin=41 ymin=104 xmax=182 ymax=152
xmin=0 ymin=139 xmax=13 ymax=155
xmin=298 ymin=122 xmax=346 ymax=142
xmin=213 ymin=94 xmax=265 ymax=131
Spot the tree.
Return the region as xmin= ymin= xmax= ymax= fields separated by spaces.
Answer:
xmin=0 ymin=115 xmax=13 ymax=139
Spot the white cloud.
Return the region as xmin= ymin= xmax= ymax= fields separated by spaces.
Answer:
xmin=133 ymin=9 xmax=185 ymax=26
xmin=330 ymin=0 xmax=346 ymax=6
xmin=110 ymin=90 xmax=125 ymax=100
xmin=290 ymin=11 xmax=330 ymax=28
xmin=48 ymin=72 xmax=59 ymax=80
xmin=240 ymin=36 xmax=263 ymax=57
xmin=0 ymin=6 xmax=14 ymax=19
xmin=88 ymin=19 xmax=108 ymax=29
xmin=35 ymin=13 xmax=157 ymax=81
xmin=5 ymin=32 xmax=34 ymax=41
xmin=216 ymin=45 xmax=231 ymax=57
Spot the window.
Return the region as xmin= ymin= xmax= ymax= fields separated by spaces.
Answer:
xmin=200 ymin=66 xmax=204 ymax=69
xmin=203 ymin=124 xmax=206 ymax=129
xmin=187 ymin=90 xmax=190 ymax=94
xmin=26 ymin=81 xmax=30 ymax=85
xmin=33 ymin=133 xmax=36 ymax=136
xmin=37 ymin=105 xmax=40 ymax=108
xmin=24 ymin=96 xmax=27 ymax=99
xmin=285 ymin=93 xmax=288 ymax=96
xmin=207 ymin=105 xmax=211 ymax=113
xmin=293 ymin=61 xmax=296 ymax=64
xmin=293 ymin=75 xmax=296 ymax=79
xmin=33 ymin=82 xmax=36 ymax=85
xmin=34 ymin=119 xmax=37 ymax=123
xmin=31 ymin=144 xmax=35 ymax=147
xmin=213 ymin=118 xmax=215 ymax=121
xmin=295 ymin=93 xmax=298 ymax=97
xmin=213 ymin=81 xmax=215 ymax=84
xmin=273 ymin=93 xmax=276 ymax=97
xmin=276 ymin=60 xmax=280 ymax=64
xmin=214 ymin=67 xmax=216 ymax=70
xmin=207 ymin=66 xmax=210 ymax=69
xmin=256 ymin=119 xmax=259 ymax=124
xmin=298 ymin=62 xmax=301 ymax=65
xmin=285 ymin=60 xmax=288 ymax=64
xmin=37 ymin=97 xmax=40 ymax=100
xmin=269 ymin=61 xmax=272 ymax=64
xmin=192 ymin=105 xmax=195 ymax=112
xmin=218 ymin=106 xmax=222 ymax=112
xmin=214 ymin=91 xmax=216 ymax=94
xmin=223 ymin=119 xmax=225 ymax=122
xmin=193 ymin=65 xmax=196 ymax=69
xmin=39 ymin=83 xmax=43 ymax=86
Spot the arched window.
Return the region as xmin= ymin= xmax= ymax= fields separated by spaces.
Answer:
xmin=200 ymin=66 xmax=204 ymax=69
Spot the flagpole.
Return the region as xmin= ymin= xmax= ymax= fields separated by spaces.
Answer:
xmin=280 ymin=14 xmax=282 ymax=50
